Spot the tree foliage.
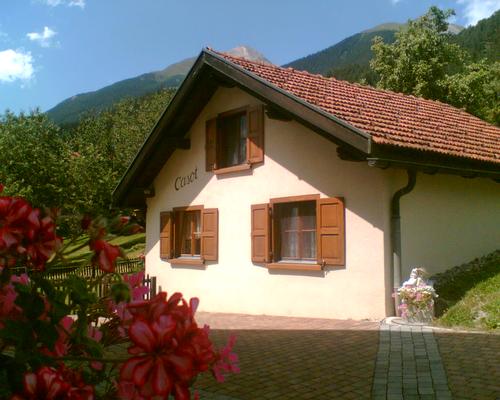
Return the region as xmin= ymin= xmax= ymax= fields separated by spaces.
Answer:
xmin=0 ymin=88 xmax=174 ymax=234
xmin=371 ymin=6 xmax=499 ymax=125
xmin=371 ymin=7 xmax=466 ymax=99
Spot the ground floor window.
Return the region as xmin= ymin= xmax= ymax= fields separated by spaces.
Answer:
xmin=179 ymin=210 xmax=201 ymax=257
xmin=275 ymin=200 xmax=317 ymax=262
xmin=160 ymin=206 xmax=218 ymax=264
xmin=251 ymin=195 xmax=345 ymax=270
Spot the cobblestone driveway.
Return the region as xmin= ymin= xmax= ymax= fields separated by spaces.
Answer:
xmin=436 ymin=331 xmax=500 ymax=400
xmin=194 ymin=313 xmax=379 ymax=400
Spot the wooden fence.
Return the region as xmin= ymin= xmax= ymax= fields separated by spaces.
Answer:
xmin=11 ymin=258 xmax=159 ymax=300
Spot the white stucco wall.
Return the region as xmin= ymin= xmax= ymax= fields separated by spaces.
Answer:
xmin=145 ymin=87 xmax=393 ymax=320
xmin=396 ymin=171 xmax=500 ymax=279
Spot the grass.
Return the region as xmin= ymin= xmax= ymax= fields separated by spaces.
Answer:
xmin=61 ymin=233 xmax=145 ymax=265
xmin=431 ymin=250 xmax=500 ymax=331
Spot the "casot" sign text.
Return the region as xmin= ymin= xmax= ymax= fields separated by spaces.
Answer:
xmin=174 ymin=167 xmax=198 ymax=191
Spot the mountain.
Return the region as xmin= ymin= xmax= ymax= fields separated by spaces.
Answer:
xmin=283 ymin=22 xmax=464 ymax=83
xmin=47 ymin=46 xmax=270 ymax=125
xmin=283 ymin=27 xmax=399 ymax=77
xmin=453 ymin=10 xmax=499 ymax=61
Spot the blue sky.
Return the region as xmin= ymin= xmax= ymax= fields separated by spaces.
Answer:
xmin=1 ymin=0 xmax=499 ymax=113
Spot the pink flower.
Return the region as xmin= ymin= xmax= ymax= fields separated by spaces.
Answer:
xmin=212 ymin=334 xmax=240 ymax=383
xmin=123 ymin=271 xmax=149 ymax=302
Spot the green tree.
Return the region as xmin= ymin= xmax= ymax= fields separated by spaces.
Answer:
xmin=68 ymin=88 xmax=175 ymax=215
xmin=371 ymin=6 xmax=499 ymax=125
xmin=371 ymin=7 xmax=466 ymax=100
xmin=0 ymin=111 xmax=73 ymax=209
xmin=444 ymin=61 xmax=500 ymax=125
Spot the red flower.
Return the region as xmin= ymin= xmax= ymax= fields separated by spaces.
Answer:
xmin=119 ymin=293 xmax=217 ymax=400
xmin=0 ymin=273 xmax=29 ymax=328
xmin=0 ymin=193 xmax=61 ymax=271
xmin=40 ymin=316 xmax=74 ymax=357
xmin=90 ymin=239 xmax=122 ymax=273
xmin=11 ymin=366 xmax=94 ymax=400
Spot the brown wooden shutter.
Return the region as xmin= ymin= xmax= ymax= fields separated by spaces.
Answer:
xmin=201 ymin=208 xmax=218 ymax=261
xmin=251 ymin=203 xmax=270 ymax=263
xmin=247 ymin=106 xmax=264 ymax=164
xmin=316 ymin=197 xmax=345 ymax=266
xmin=206 ymin=118 xmax=217 ymax=171
xmin=160 ymin=211 xmax=173 ymax=259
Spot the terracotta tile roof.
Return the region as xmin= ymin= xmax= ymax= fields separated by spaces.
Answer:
xmin=214 ymin=51 xmax=500 ymax=165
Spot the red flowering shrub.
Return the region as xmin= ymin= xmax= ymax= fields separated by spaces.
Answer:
xmin=0 ymin=188 xmax=239 ymax=399
xmin=10 ymin=365 xmax=94 ymax=400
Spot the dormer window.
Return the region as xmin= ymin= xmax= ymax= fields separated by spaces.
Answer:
xmin=206 ymin=105 xmax=264 ymax=174
xmin=218 ymin=110 xmax=247 ymax=168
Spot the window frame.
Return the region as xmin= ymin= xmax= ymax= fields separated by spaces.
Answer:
xmin=172 ymin=205 xmax=204 ymax=266
xmin=206 ymin=105 xmax=264 ymax=175
xmin=251 ymin=194 xmax=345 ymax=271
xmin=269 ymin=194 xmax=321 ymax=269
xmin=216 ymin=106 xmax=249 ymax=171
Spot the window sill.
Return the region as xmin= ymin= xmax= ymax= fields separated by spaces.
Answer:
xmin=266 ymin=262 xmax=323 ymax=271
xmin=168 ymin=257 xmax=205 ymax=266
xmin=214 ymin=163 xmax=251 ymax=175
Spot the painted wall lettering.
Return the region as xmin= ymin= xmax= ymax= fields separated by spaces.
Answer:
xmin=174 ymin=167 xmax=198 ymax=191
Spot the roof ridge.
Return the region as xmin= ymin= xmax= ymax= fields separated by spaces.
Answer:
xmin=212 ymin=48 xmax=497 ymax=126
xmin=208 ymin=47 xmax=499 ymax=165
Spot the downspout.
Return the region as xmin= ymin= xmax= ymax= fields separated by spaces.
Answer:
xmin=391 ymin=169 xmax=417 ymax=315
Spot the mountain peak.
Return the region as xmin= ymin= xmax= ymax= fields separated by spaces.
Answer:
xmin=224 ymin=45 xmax=272 ymax=64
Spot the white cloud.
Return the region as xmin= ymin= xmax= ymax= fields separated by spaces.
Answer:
xmin=38 ymin=0 xmax=85 ymax=8
xmin=68 ymin=0 xmax=85 ymax=8
xmin=457 ymin=0 xmax=500 ymax=26
xmin=391 ymin=0 xmax=402 ymax=4
xmin=27 ymin=26 xmax=57 ymax=48
xmin=0 ymin=50 xmax=34 ymax=83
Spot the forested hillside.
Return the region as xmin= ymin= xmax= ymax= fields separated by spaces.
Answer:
xmin=454 ymin=10 xmax=499 ymax=61
xmin=284 ymin=28 xmax=398 ymax=76
xmin=47 ymin=58 xmax=193 ymax=125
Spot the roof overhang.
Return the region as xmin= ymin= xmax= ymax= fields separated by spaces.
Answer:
xmin=113 ymin=49 xmax=373 ymax=207
xmin=113 ymin=48 xmax=500 ymax=208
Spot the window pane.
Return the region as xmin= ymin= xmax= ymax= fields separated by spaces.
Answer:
xmin=301 ymin=231 xmax=317 ymax=259
xmin=219 ymin=113 xmax=246 ymax=168
xmin=281 ymin=204 xmax=299 ymax=230
xmin=181 ymin=213 xmax=192 ymax=254
xmin=281 ymin=232 xmax=299 ymax=259
xmin=193 ymin=211 xmax=201 ymax=256
xmin=179 ymin=211 xmax=201 ymax=256
xmin=239 ymin=115 xmax=247 ymax=165
xmin=301 ymin=202 xmax=316 ymax=229
xmin=276 ymin=200 xmax=316 ymax=262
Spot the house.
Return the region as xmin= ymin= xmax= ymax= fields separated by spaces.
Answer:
xmin=113 ymin=48 xmax=500 ymax=320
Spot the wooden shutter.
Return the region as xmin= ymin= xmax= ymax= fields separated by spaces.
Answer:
xmin=160 ymin=211 xmax=173 ymax=259
xmin=206 ymin=118 xmax=217 ymax=171
xmin=247 ymin=106 xmax=264 ymax=164
xmin=316 ymin=198 xmax=345 ymax=266
xmin=251 ymin=203 xmax=270 ymax=263
xmin=201 ymin=208 xmax=218 ymax=261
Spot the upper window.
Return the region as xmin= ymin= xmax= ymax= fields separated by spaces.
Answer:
xmin=218 ymin=111 xmax=247 ymax=169
xmin=206 ymin=105 xmax=264 ymax=174
xmin=251 ymin=195 xmax=345 ymax=270
xmin=160 ymin=206 xmax=218 ymax=265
